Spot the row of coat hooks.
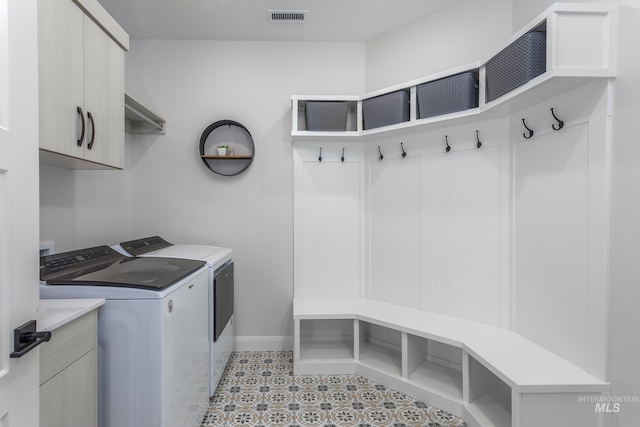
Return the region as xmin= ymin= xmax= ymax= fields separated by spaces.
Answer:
xmin=522 ymin=108 xmax=564 ymax=139
xmin=318 ymin=147 xmax=347 ymax=162
xmin=317 ymin=129 xmax=484 ymax=162
xmin=317 ymin=108 xmax=564 ymax=161
xmin=377 ymin=129 xmax=484 ymax=160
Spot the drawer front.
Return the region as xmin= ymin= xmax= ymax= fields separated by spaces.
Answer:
xmin=40 ymin=310 xmax=97 ymax=385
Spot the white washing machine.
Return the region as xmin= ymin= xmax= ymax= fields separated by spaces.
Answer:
xmin=40 ymin=245 xmax=210 ymax=427
xmin=117 ymin=236 xmax=234 ymax=395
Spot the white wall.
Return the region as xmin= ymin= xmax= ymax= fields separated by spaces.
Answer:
xmin=39 ymin=141 xmax=133 ymax=252
xmin=365 ymin=0 xmax=512 ymax=92
xmin=511 ymin=80 xmax=610 ymax=379
xmin=125 ymin=40 xmax=366 ymax=343
xmin=363 ymin=120 xmax=510 ymax=328
xmin=606 ymin=1 xmax=640 ymax=425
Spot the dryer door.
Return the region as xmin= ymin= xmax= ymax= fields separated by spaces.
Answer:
xmin=214 ymin=263 xmax=234 ymax=342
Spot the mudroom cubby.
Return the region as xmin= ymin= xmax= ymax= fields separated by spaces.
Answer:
xmin=466 ymin=356 xmax=512 ymax=427
xmin=292 ymin=96 xmax=359 ymax=136
xmin=357 ymin=321 xmax=402 ymax=377
xmin=298 ymin=318 xmax=354 ymax=362
xmin=405 ymin=334 xmax=463 ymax=400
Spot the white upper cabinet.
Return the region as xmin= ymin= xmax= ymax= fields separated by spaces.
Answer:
xmin=38 ymin=0 xmax=128 ymax=170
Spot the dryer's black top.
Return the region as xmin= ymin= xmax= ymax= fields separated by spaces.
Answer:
xmin=40 ymin=245 xmax=205 ymax=290
xmin=119 ymin=236 xmax=173 ymax=256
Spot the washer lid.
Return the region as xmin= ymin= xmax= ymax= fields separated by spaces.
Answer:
xmin=41 ymin=246 xmax=205 ymax=290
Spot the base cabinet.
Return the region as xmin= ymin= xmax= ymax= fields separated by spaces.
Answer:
xmin=40 ymin=311 xmax=98 ymax=427
xmin=40 ymin=350 xmax=97 ymax=427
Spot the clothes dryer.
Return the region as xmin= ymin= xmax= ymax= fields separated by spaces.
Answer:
xmin=118 ymin=236 xmax=234 ymax=395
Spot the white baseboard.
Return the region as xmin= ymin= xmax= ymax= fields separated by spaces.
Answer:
xmin=234 ymin=336 xmax=293 ymax=352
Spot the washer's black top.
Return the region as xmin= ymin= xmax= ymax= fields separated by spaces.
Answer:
xmin=40 ymin=245 xmax=205 ymax=291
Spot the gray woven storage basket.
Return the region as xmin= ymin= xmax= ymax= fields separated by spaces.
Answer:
xmin=485 ymin=31 xmax=546 ymax=102
xmin=417 ymin=71 xmax=479 ymax=119
xmin=305 ymin=101 xmax=349 ymax=131
xmin=362 ymin=90 xmax=410 ymax=130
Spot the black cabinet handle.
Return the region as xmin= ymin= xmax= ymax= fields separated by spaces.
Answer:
xmin=10 ymin=320 xmax=51 ymax=358
xmin=77 ymin=106 xmax=85 ymax=146
xmin=87 ymin=111 xmax=95 ymax=150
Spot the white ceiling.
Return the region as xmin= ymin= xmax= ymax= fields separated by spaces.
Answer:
xmin=96 ymin=0 xmax=466 ymax=42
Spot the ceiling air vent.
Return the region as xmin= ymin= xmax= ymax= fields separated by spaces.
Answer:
xmin=268 ymin=9 xmax=307 ymax=23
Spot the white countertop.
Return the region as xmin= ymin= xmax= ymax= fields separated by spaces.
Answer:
xmin=38 ymin=299 xmax=105 ymax=331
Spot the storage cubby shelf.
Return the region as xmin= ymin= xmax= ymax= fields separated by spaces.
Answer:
xmin=294 ymin=298 xmax=608 ymax=394
xmin=298 ymin=339 xmax=354 ymax=361
xmin=359 ymin=342 xmax=402 ymax=376
xmin=467 ymin=398 xmax=512 ymax=427
xmin=291 ymin=3 xmax=617 ymax=142
xmin=408 ymin=358 xmax=463 ymax=399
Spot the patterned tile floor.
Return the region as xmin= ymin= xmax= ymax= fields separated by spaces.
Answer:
xmin=200 ymin=351 xmax=466 ymax=427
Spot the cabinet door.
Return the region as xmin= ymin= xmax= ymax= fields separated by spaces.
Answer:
xmin=40 ymin=349 xmax=97 ymax=427
xmin=83 ymin=15 xmax=124 ymax=169
xmin=38 ymin=0 xmax=85 ymax=159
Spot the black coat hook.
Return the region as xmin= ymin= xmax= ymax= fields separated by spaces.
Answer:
xmin=476 ymin=130 xmax=482 ymax=149
xmin=319 ymin=147 xmax=322 ymax=162
xmin=401 ymin=143 xmax=406 ymax=158
xmin=341 ymin=148 xmax=345 ymax=162
xmin=445 ymin=135 xmax=451 ymax=153
xmin=551 ymin=108 xmax=564 ymax=131
xmin=378 ymin=146 xmax=383 ymax=161
xmin=522 ymin=119 xmax=534 ymax=139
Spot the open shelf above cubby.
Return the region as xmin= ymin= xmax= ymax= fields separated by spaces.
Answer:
xmin=291 ymin=3 xmax=617 ymax=143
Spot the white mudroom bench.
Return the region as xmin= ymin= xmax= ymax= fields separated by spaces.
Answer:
xmin=293 ymin=298 xmax=609 ymax=427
